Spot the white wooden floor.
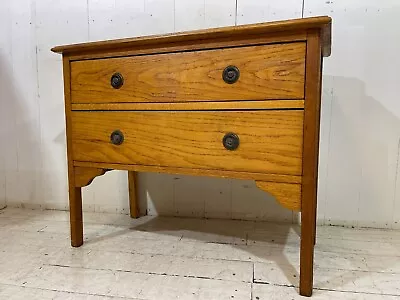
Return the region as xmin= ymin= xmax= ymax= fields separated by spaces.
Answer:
xmin=0 ymin=208 xmax=400 ymax=299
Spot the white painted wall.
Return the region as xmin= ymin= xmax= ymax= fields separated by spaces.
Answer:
xmin=1 ymin=0 xmax=399 ymax=228
xmin=0 ymin=0 xmax=7 ymax=209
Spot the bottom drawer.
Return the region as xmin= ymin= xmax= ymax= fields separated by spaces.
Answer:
xmin=71 ymin=110 xmax=304 ymax=175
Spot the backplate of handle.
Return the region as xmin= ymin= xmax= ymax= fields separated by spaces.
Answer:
xmin=110 ymin=130 xmax=124 ymax=145
xmin=223 ymin=132 xmax=240 ymax=150
xmin=222 ymin=66 xmax=240 ymax=84
xmin=111 ymin=73 xmax=124 ymax=89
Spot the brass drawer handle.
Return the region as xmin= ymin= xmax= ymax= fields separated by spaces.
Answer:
xmin=222 ymin=65 xmax=240 ymax=84
xmin=223 ymin=132 xmax=240 ymax=150
xmin=110 ymin=130 xmax=124 ymax=145
xmin=111 ymin=73 xmax=124 ymax=89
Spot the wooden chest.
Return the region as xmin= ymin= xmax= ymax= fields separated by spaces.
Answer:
xmin=52 ymin=16 xmax=332 ymax=296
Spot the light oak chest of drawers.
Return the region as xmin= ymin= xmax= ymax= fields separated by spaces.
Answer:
xmin=52 ymin=16 xmax=332 ymax=297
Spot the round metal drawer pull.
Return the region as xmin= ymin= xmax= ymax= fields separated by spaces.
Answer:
xmin=222 ymin=65 xmax=240 ymax=84
xmin=111 ymin=72 xmax=124 ymax=89
xmin=110 ymin=130 xmax=124 ymax=145
xmin=222 ymin=132 xmax=240 ymax=151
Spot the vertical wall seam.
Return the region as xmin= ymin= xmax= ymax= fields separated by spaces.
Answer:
xmin=391 ymin=138 xmax=400 ymax=228
xmin=87 ymin=0 xmax=90 ymax=40
xmin=322 ymin=80 xmax=334 ymax=226
xmin=203 ymin=0 xmax=206 ymax=26
xmin=10 ymin=2 xmax=20 ymax=179
xmin=235 ymin=0 xmax=238 ymax=25
xmin=3 ymin=1 xmax=12 ymax=204
xmin=31 ymin=0 xmax=43 ymax=177
xmin=173 ymin=0 xmax=176 ymax=32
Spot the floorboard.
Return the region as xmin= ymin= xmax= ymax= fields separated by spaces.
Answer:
xmin=0 ymin=208 xmax=399 ymax=299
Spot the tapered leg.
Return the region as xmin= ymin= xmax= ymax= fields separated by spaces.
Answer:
xmin=63 ymin=56 xmax=83 ymax=247
xmin=69 ymin=186 xmax=83 ymax=247
xmin=299 ymin=31 xmax=322 ymax=297
xmin=128 ymin=171 xmax=140 ymax=218
xmin=300 ymin=199 xmax=316 ymax=296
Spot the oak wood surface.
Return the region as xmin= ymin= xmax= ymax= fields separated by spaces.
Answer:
xmin=71 ymin=110 xmax=304 ymax=175
xmin=51 ymin=16 xmax=331 ymax=57
xmin=128 ymin=171 xmax=140 ymax=218
xmin=74 ymin=167 xmax=108 ymax=188
xmin=70 ymin=43 xmax=306 ymax=104
xmin=73 ymin=161 xmax=303 ymax=184
xmin=53 ymin=17 xmax=330 ymax=296
xmin=71 ymin=100 xmax=305 ymax=111
xmin=256 ymin=181 xmax=301 ymax=211
xmin=299 ymin=30 xmax=323 ymax=297
xmin=69 ymin=187 xmax=83 ymax=247
xmin=67 ymin=32 xmax=307 ymax=61
xmin=62 ymin=57 xmax=83 ymax=247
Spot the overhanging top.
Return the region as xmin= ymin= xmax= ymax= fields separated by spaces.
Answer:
xmin=51 ymin=16 xmax=332 ymax=57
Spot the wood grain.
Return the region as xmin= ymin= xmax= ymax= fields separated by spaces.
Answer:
xmin=54 ymin=17 xmax=330 ymax=296
xmin=62 ymin=56 xmax=83 ymax=247
xmin=71 ymin=110 xmax=304 ymax=175
xmin=74 ymin=167 xmax=108 ymax=188
xmin=73 ymin=161 xmax=303 ymax=184
xmin=256 ymin=181 xmax=301 ymax=211
xmin=51 ymin=16 xmax=331 ymax=56
xmin=67 ymin=32 xmax=307 ymax=61
xmin=70 ymin=43 xmax=306 ymax=103
xmin=71 ymin=100 xmax=305 ymax=111
xmin=128 ymin=171 xmax=140 ymax=218
xmin=299 ymin=30 xmax=323 ymax=297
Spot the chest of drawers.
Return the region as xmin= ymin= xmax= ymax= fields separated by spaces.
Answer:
xmin=52 ymin=16 xmax=332 ymax=296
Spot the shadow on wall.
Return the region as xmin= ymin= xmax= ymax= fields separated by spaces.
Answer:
xmin=128 ymin=75 xmax=400 ymax=229
xmin=137 ymin=173 xmax=298 ymax=223
xmin=319 ymin=75 xmax=400 ymax=228
xmin=0 ymin=52 xmax=47 ymax=209
xmin=0 ymin=55 xmax=12 ymax=208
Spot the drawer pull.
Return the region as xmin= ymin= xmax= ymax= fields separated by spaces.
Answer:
xmin=110 ymin=130 xmax=124 ymax=145
xmin=223 ymin=132 xmax=240 ymax=151
xmin=111 ymin=73 xmax=124 ymax=89
xmin=222 ymin=65 xmax=240 ymax=84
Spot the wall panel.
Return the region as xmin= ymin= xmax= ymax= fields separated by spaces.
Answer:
xmin=1 ymin=0 xmax=399 ymax=228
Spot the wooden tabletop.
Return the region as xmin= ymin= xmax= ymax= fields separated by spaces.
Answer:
xmin=52 ymin=16 xmax=332 ymax=57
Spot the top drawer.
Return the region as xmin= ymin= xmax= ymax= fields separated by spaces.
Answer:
xmin=70 ymin=43 xmax=306 ymax=104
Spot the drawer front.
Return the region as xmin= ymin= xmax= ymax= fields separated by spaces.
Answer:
xmin=70 ymin=43 xmax=306 ymax=104
xmin=71 ymin=111 xmax=304 ymax=175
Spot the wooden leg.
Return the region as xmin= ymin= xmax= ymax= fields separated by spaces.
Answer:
xmin=69 ymin=186 xmax=83 ymax=247
xmin=128 ymin=171 xmax=140 ymax=218
xmin=68 ymin=166 xmax=108 ymax=247
xmin=299 ymin=30 xmax=322 ymax=297
xmin=300 ymin=198 xmax=316 ymax=297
